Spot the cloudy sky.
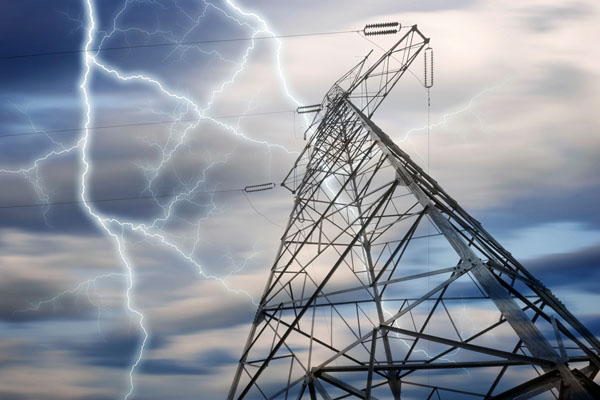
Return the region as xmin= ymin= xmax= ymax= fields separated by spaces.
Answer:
xmin=0 ymin=0 xmax=599 ymax=399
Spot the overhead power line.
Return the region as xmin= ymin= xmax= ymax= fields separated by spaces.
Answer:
xmin=0 ymin=109 xmax=295 ymax=139
xmin=0 ymin=29 xmax=360 ymax=60
xmin=0 ymin=183 xmax=278 ymax=210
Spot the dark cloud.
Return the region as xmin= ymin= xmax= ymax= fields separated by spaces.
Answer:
xmin=154 ymin=295 xmax=256 ymax=335
xmin=140 ymin=359 xmax=210 ymax=375
xmin=523 ymin=3 xmax=592 ymax=32
xmin=0 ymin=338 xmax=38 ymax=370
xmin=476 ymin=184 xmax=600 ymax=234
xmin=198 ymin=348 xmax=237 ymax=366
xmin=61 ymin=331 xmax=165 ymax=368
xmin=524 ymin=243 xmax=600 ymax=293
xmin=57 ymin=330 xmax=237 ymax=378
xmin=523 ymin=63 xmax=587 ymax=99
xmin=0 ymin=392 xmax=35 ymax=400
xmin=0 ymin=391 xmax=114 ymax=400
xmin=0 ymin=278 xmax=94 ymax=322
xmin=579 ymin=313 xmax=600 ymax=336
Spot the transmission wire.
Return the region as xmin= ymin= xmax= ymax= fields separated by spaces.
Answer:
xmin=1 ymin=29 xmax=360 ymax=60
xmin=243 ymin=191 xmax=283 ymax=228
xmin=0 ymin=184 xmax=280 ymax=210
xmin=0 ymin=109 xmax=295 ymax=140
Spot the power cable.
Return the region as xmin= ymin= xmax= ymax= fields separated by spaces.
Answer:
xmin=0 ymin=183 xmax=279 ymax=210
xmin=1 ymin=31 xmax=412 ymax=142
xmin=0 ymin=29 xmax=360 ymax=60
xmin=0 ymin=109 xmax=295 ymax=140
xmin=242 ymin=191 xmax=283 ymax=227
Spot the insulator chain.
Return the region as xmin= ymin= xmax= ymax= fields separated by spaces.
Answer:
xmin=363 ymin=21 xmax=401 ymax=37
xmin=244 ymin=182 xmax=276 ymax=193
xmin=365 ymin=29 xmax=399 ymax=36
xmin=296 ymin=104 xmax=322 ymax=114
xmin=424 ymin=47 xmax=434 ymax=88
xmin=364 ymin=22 xmax=399 ymax=29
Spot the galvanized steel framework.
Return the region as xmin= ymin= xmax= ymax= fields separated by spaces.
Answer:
xmin=228 ymin=26 xmax=600 ymax=399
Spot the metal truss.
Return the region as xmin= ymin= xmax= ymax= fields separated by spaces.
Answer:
xmin=228 ymin=26 xmax=600 ymax=399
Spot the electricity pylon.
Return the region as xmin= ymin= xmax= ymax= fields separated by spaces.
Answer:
xmin=228 ymin=25 xmax=600 ymax=399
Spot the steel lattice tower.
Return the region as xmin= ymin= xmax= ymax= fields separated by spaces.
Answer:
xmin=228 ymin=26 xmax=600 ymax=399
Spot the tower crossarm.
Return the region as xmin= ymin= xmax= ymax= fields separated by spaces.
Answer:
xmin=283 ymin=26 xmax=429 ymax=194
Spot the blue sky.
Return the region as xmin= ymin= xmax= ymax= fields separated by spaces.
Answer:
xmin=0 ymin=0 xmax=599 ymax=399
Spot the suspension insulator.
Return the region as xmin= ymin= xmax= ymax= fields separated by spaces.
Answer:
xmin=296 ymin=104 xmax=322 ymax=114
xmin=424 ymin=47 xmax=434 ymax=88
xmin=244 ymin=183 xmax=276 ymax=193
xmin=364 ymin=21 xmax=401 ymax=37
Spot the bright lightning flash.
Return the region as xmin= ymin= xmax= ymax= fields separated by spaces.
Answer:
xmin=3 ymin=2 xmax=504 ymax=398
xmin=7 ymin=0 xmax=304 ymax=398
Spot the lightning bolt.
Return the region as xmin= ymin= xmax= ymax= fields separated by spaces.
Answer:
xmin=0 ymin=101 xmax=81 ymax=226
xmin=4 ymin=1 xmax=507 ymax=396
xmin=14 ymin=272 xmax=126 ymax=315
xmin=78 ymin=6 xmax=147 ymax=398
xmin=2 ymin=0 xmax=307 ymax=398
xmin=5 ymin=0 xmax=307 ymax=398
xmin=75 ymin=1 xmax=305 ymax=397
xmin=399 ymin=80 xmax=512 ymax=142
xmin=395 ymin=80 xmax=512 ymax=165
